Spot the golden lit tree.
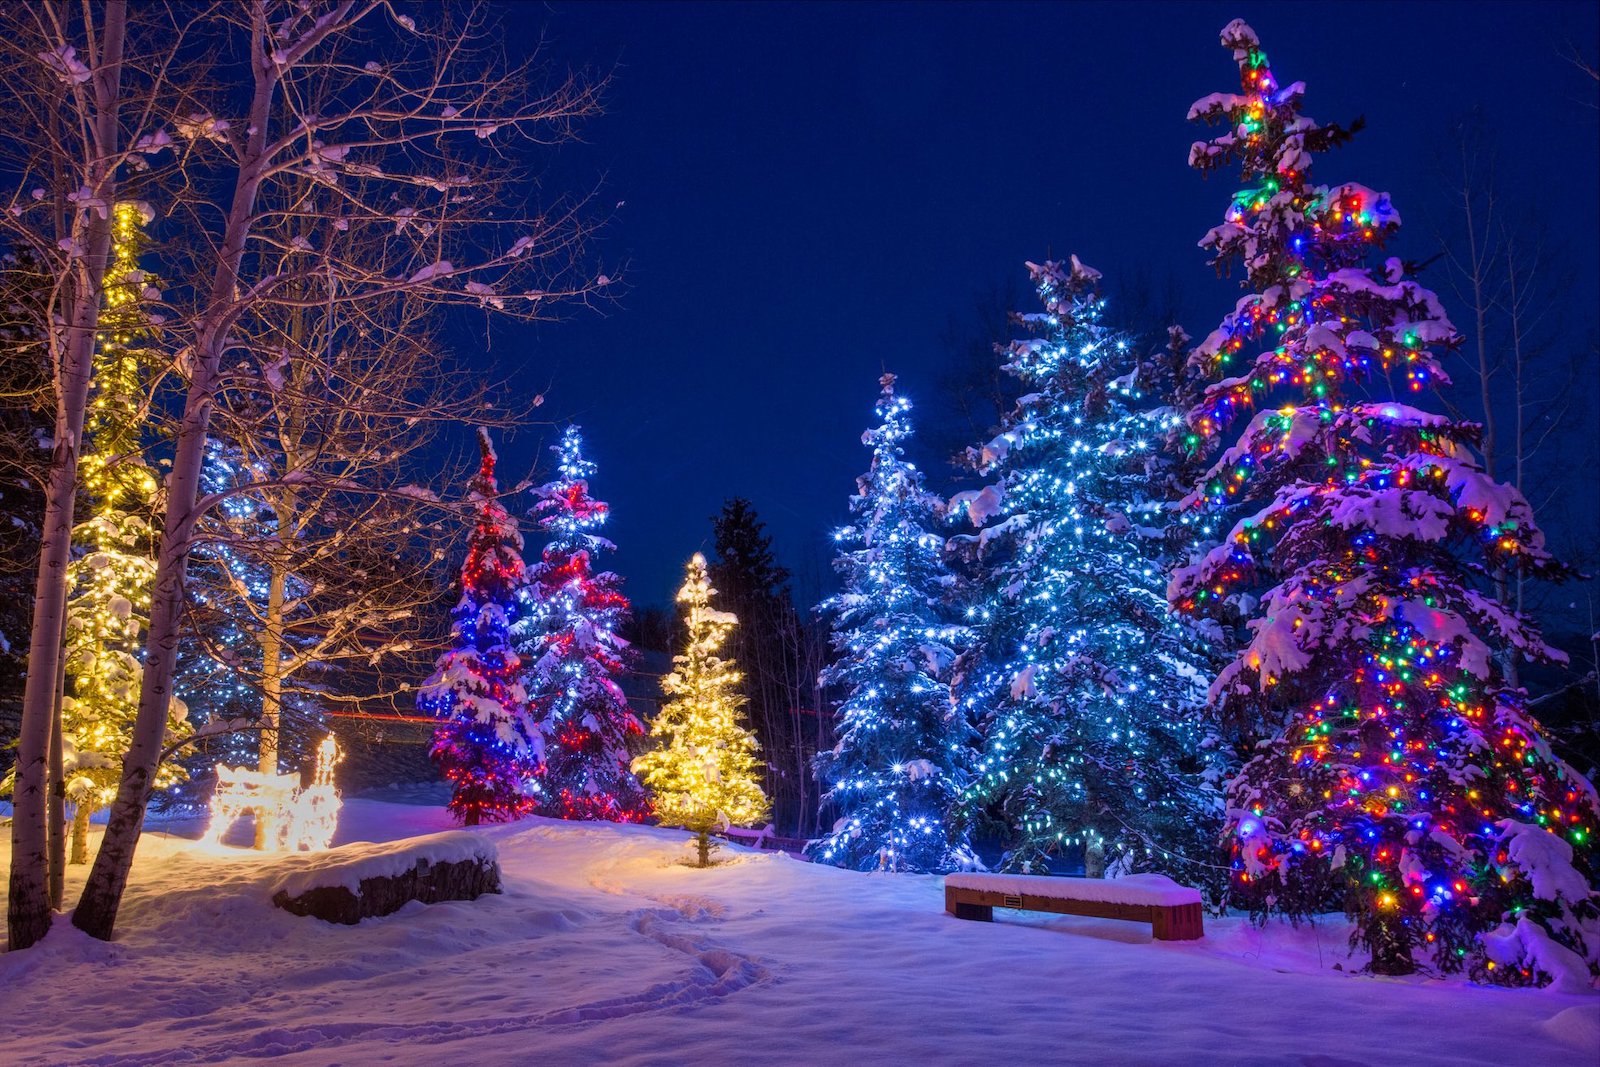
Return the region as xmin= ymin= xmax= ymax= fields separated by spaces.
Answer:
xmin=59 ymin=202 xmax=186 ymax=863
xmin=633 ymin=553 xmax=769 ymax=866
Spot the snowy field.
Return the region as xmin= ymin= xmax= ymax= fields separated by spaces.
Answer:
xmin=2 ymin=797 xmax=1596 ymax=1067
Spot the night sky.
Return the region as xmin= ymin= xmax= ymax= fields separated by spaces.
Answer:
xmin=474 ymin=1 xmax=1599 ymax=614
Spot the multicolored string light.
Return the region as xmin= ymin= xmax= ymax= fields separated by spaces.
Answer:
xmin=1177 ymin=19 xmax=1596 ymax=981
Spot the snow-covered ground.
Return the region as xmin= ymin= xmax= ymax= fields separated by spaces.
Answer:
xmin=2 ymin=797 xmax=1596 ymax=1066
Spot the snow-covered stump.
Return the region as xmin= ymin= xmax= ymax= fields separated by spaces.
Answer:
xmin=269 ymin=832 xmax=500 ymax=925
xmin=944 ymin=872 xmax=1205 ymax=941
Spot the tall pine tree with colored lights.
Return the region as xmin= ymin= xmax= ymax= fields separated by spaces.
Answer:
xmin=420 ymin=429 xmax=539 ymax=825
xmin=59 ymin=203 xmax=188 ymax=860
xmin=633 ymin=553 xmax=768 ymax=866
xmin=811 ymin=374 xmax=972 ymax=872
xmin=1175 ymin=19 xmax=1598 ymax=981
xmin=951 ymin=258 xmax=1224 ymax=877
xmin=515 ymin=426 xmax=649 ymax=822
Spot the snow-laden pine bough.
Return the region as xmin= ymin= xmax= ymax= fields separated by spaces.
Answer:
xmin=944 ymin=872 xmax=1205 ymax=941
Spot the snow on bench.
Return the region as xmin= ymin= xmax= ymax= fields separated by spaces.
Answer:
xmin=943 ymin=872 xmax=1204 ymax=941
xmin=270 ymin=830 xmax=501 ymax=925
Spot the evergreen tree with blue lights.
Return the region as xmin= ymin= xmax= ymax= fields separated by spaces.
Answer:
xmin=1176 ymin=19 xmax=1598 ymax=982
xmin=515 ymin=426 xmax=650 ymax=822
xmin=811 ymin=374 xmax=972 ymax=873
xmin=420 ymin=429 xmax=539 ymax=825
xmin=951 ymin=257 xmax=1222 ymax=877
xmin=166 ymin=437 xmax=268 ymax=817
xmin=182 ymin=437 xmax=321 ymax=772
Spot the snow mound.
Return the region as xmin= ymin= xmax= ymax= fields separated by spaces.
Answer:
xmin=1541 ymin=1004 xmax=1600 ymax=1053
xmin=2 ymin=803 xmax=1594 ymax=1065
xmin=271 ymin=830 xmax=498 ymax=899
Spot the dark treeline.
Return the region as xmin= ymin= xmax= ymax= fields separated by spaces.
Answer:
xmin=706 ymin=499 xmax=829 ymax=836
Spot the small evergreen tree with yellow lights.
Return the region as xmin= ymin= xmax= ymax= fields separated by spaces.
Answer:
xmin=1176 ymin=19 xmax=1598 ymax=982
xmin=59 ymin=203 xmax=187 ymax=862
xmin=633 ymin=553 xmax=769 ymax=866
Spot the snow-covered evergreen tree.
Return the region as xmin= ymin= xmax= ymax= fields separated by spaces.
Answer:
xmin=1176 ymin=19 xmax=1598 ymax=981
xmin=515 ymin=426 xmax=649 ymax=822
xmin=811 ymin=374 xmax=971 ymax=872
xmin=633 ymin=553 xmax=768 ymax=866
xmin=951 ymin=258 xmax=1222 ymax=877
xmin=420 ymin=429 xmax=539 ymax=825
xmin=59 ymin=203 xmax=187 ymax=860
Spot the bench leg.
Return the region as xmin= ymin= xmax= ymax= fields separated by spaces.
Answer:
xmin=1152 ymin=903 xmax=1204 ymax=941
xmin=950 ymin=901 xmax=993 ymax=922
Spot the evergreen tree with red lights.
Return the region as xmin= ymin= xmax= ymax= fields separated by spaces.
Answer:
xmin=515 ymin=427 xmax=649 ymax=821
xmin=420 ymin=429 xmax=539 ymax=825
xmin=1175 ymin=19 xmax=1599 ymax=982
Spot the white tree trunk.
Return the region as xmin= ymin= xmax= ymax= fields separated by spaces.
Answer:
xmin=7 ymin=0 xmax=126 ymax=952
xmin=74 ymin=363 xmax=226 ymax=938
xmin=254 ymin=565 xmax=288 ymax=849
xmin=74 ymin=17 xmax=278 ymax=940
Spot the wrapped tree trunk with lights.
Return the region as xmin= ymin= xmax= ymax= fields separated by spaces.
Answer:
xmin=1175 ymin=19 xmax=1599 ymax=982
xmin=420 ymin=430 xmax=540 ymax=826
xmin=951 ymin=258 xmax=1223 ymax=878
xmin=811 ymin=374 xmax=973 ymax=873
xmin=633 ymin=553 xmax=769 ymax=867
xmin=515 ymin=426 xmax=650 ymax=822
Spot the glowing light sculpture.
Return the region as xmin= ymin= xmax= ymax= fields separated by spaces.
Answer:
xmin=950 ymin=258 xmax=1224 ymax=878
xmin=202 ymin=734 xmax=343 ymax=852
xmin=420 ymin=429 xmax=540 ymax=825
xmin=633 ymin=554 xmax=769 ymax=867
xmin=514 ymin=427 xmax=650 ymax=822
xmin=810 ymin=374 xmax=973 ymax=873
xmin=1175 ymin=19 xmax=1598 ymax=981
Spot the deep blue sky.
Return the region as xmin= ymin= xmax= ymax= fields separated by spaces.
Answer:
xmin=476 ymin=1 xmax=1600 ymax=613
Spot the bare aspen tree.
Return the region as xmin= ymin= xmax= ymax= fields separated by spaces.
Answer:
xmin=182 ymin=238 xmax=509 ymax=849
xmin=0 ymin=0 xmax=140 ymax=951
xmin=1437 ymin=120 xmax=1585 ymax=688
xmin=1497 ymin=225 xmax=1578 ymax=619
xmin=1444 ymin=127 xmax=1503 ymax=481
xmin=71 ymin=1 xmax=605 ymax=941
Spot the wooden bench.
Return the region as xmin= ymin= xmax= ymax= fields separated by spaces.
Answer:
xmin=944 ymin=872 xmax=1204 ymax=941
xmin=720 ymin=826 xmax=814 ymax=860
